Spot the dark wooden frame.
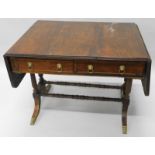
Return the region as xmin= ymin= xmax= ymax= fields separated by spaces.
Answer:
xmin=30 ymin=74 xmax=132 ymax=134
xmin=4 ymin=53 xmax=151 ymax=134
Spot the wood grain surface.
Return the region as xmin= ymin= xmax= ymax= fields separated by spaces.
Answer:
xmin=6 ymin=20 xmax=150 ymax=60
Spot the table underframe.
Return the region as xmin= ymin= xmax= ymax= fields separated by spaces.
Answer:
xmin=30 ymin=74 xmax=132 ymax=134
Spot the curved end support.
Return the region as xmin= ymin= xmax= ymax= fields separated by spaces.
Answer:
xmin=30 ymin=97 xmax=40 ymax=125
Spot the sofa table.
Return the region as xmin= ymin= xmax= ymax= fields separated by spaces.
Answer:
xmin=4 ymin=20 xmax=151 ymax=134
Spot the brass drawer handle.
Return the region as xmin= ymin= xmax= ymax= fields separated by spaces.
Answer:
xmin=27 ymin=62 xmax=32 ymax=69
xmin=88 ymin=64 xmax=93 ymax=73
xmin=57 ymin=63 xmax=62 ymax=72
xmin=119 ymin=65 xmax=125 ymax=74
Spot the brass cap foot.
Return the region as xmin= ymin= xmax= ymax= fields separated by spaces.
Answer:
xmin=122 ymin=125 xmax=127 ymax=134
xmin=30 ymin=117 xmax=36 ymax=125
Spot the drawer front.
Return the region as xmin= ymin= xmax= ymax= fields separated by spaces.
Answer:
xmin=76 ymin=61 xmax=145 ymax=76
xmin=11 ymin=58 xmax=74 ymax=74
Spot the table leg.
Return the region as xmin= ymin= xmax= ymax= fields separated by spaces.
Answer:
xmin=122 ymin=78 xmax=132 ymax=134
xmin=30 ymin=74 xmax=41 ymax=125
xmin=38 ymin=74 xmax=51 ymax=93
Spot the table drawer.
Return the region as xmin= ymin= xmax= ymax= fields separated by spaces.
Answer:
xmin=76 ymin=61 xmax=145 ymax=76
xmin=10 ymin=58 xmax=74 ymax=74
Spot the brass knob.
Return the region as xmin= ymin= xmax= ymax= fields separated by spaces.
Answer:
xmin=119 ymin=65 xmax=125 ymax=74
xmin=57 ymin=63 xmax=62 ymax=72
xmin=27 ymin=62 xmax=32 ymax=69
xmin=88 ymin=64 xmax=93 ymax=73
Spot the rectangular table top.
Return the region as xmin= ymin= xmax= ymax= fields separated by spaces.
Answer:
xmin=4 ymin=20 xmax=151 ymax=96
xmin=6 ymin=20 xmax=150 ymax=61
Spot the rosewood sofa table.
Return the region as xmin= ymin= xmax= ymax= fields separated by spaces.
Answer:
xmin=4 ymin=20 xmax=151 ymax=134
